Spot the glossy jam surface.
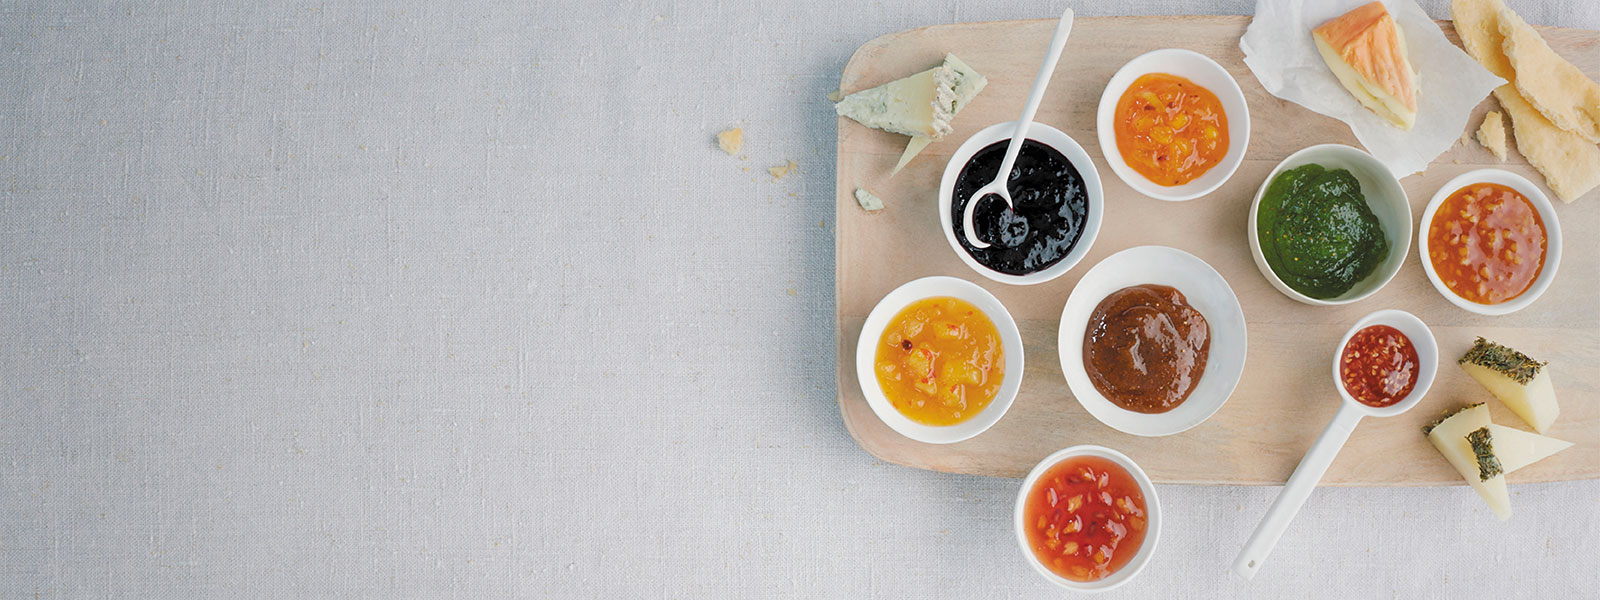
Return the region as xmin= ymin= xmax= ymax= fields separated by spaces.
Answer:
xmin=1427 ymin=183 xmax=1547 ymax=305
xmin=1113 ymin=73 xmax=1229 ymax=186
xmin=951 ymin=139 xmax=1090 ymax=276
xmin=874 ymin=297 xmax=1004 ymax=425
xmin=1023 ymin=456 xmax=1149 ymax=582
xmin=1339 ymin=324 xmax=1419 ymax=408
xmin=1083 ymin=284 xmax=1210 ymax=414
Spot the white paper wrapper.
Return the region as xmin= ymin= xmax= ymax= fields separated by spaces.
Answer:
xmin=1240 ymin=0 xmax=1505 ymax=177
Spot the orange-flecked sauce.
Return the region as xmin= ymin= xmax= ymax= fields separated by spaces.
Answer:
xmin=1113 ymin=73 xmax=1229 ymax=186
xmin=1426 ymin=183 xmax=1547 ymax=304
xmin=874 ymin=297 xmax=1003 ymax=425
xmin=1023 ymin=456 xmax=1148 ymax=582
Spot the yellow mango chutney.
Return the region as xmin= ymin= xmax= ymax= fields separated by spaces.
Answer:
xmin=874 ymin=297 xmax=1004 ymax=425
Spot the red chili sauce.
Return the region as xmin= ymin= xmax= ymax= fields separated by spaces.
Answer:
xmin=1022 ymin=456 xmax=1148 ymax=582
xmin=1339 ymin=324 xmax=1419 ymax=408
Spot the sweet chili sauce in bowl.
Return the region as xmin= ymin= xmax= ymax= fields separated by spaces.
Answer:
xmin=1016 ymin=445 xmax=1160 ymax=592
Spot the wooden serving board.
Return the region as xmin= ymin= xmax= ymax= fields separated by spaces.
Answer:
xmin=834 ymin=16 xmax=1600 ymax=485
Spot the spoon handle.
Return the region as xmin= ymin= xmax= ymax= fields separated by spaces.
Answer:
xmin=994 ymin=8 xmax=1075 ymax=196
xmin=1232 ymin=403 xmax=1363 ymax=581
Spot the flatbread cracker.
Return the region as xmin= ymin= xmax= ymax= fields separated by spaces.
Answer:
xmin=1499 ymin=7 xmax=1600 ymax=143
xmin=1495 ymin=85 xmax=1600 ymax=202
xmin=1476 ymin=110 xmax=1507 ymax=160
xmin=1451 ymin=0 xmax=1513 ymax=79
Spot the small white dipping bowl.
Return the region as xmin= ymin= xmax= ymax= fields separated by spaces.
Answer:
xmin=1096 ymin=48 xmax=1250 ymax=202
xmin=855 ymin=276 xmax=1024 ymax=444
xmin=1015 ymin=444 xmax=1162 ymax=592
xmin=1058 ymin=246 xmax=1247 ymax=437
xmin=1247 ymin=144 xmax=1411 ymax=305
xmin=1417 ymin=169 xmax=1562 ymax=316
xmin=938 ymin=120 xmax=1104 ymax=286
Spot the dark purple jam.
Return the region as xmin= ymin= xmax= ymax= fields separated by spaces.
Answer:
xmin=951 ymin=139 xmax=1089 ymax=275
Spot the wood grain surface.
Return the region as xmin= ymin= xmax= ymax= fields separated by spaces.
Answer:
xmin=833 ymin=16 xmax=1599 ymax=485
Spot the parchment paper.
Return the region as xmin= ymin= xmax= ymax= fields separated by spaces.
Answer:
xmin=1240 ymin=0 xmax=1505 ymax=177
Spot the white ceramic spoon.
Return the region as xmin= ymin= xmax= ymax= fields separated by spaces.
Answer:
xmin=961 ymin=7 xmax=1074 ymax=249
xmin=1232 ymin=309 xmax=1439 ymax=580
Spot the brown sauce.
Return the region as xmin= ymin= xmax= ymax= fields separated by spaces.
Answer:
xmin=1082 ymin=284 xmax=1210 ymax=414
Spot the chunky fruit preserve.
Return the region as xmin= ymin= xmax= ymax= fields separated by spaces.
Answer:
xmin=1339 ymin=324 xmax=1419 ymax=408
xmin=1022 ymin=456 xmax=1148 ymax=582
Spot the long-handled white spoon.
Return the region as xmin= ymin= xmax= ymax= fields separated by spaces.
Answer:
xmin=962 ymin=8 xmax=1075 ymax=249
xmin=1232 ymin=309 xmax=1439 ymax=580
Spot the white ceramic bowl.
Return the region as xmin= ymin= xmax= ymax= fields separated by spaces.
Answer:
xmin=938 ymin=121 xmax=1104 ymax=286
xmin=1015 ymin=445 xmax=1162 ymax=593
xmin=1417 ymin=169 xmax=1562 ymax=316
xmin=1247 ymin=144 xmax=1411 ymax=305
xmin=855 ymin=276 xmax=1024 ymax=444
xmin=1095 ymin=48 xmax=1250 ymax=202
xmin=1057 ymin=246 xmax=1247 ymax=437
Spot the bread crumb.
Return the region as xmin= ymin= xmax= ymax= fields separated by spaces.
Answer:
xmin=716 ymin=128 xmax=743 ymax=155
xmin=1476 ymin=110 xmax=1508 ymax=161
xmin=768 ymin=160 xmax=798 ymax=180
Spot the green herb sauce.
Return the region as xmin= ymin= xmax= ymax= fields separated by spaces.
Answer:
xmin=1256 ymin=164 xmax=1389 ymax=299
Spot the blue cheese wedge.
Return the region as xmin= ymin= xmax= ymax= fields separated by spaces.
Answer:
xmin=1423 ymin=403 xmax=1511 ymax=520
xmin=834 ymin=54 xmax=987 ymax=174
xmin=854 ymin=188 xmax=884 ymax=212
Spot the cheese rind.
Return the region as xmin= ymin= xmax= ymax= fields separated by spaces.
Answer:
xmin=1425 ymin=404 xmax=1511 ymax=520
xmin=1486 ymin=423 xmax=1572 ymax=473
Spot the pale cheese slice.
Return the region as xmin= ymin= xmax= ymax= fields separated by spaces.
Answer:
xmin=892 ymin=136 xmax=933 ymax=176
xmin=1459 ymin=336 xmax=1560 ymax=432
xmin=1425 ymin=404 xmax=1511 ymax=520
xmin=1486 ymin=424 xmax=1572 ymax=473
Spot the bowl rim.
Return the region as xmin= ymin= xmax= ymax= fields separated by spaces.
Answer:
xmin=1014 ymin=444 xmax=1162 ymax=592
xmin=854 ymin=276 xmax=1024 ymax=444
xmin=937 ymin=120 xmax=1104 ymax=286
xmin=1056 ymin=245 xmax=1247 ymax=437
xmin=1246 ymin=143 xmax=1412 ymax=306
xmin=1095 ymin=47 xmax=1251 ymax=202
xmin=1415 ymin=168 xmax=1563 ymax=316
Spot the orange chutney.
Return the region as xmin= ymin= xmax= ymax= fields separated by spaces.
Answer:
xmin=1426 ymin=183 xmax=1547 ymax=304
xmin=874 ymin=297 xmax=1003 ymax=425
xmin=1113 ymin=73 xmax=1229 ymax=186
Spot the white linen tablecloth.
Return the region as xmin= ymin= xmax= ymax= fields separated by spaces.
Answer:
xmin=2 ymin=0 xmax=1597 ymax=597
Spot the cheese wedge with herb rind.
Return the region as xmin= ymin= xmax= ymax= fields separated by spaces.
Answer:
xmin=1459 ymin=337 xmax=1558 ymax=432
xmin=1487 ymin=423 xmax=1571 ymax=473
xmin=1424 ymin=403 xmax=1511 ymax=520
